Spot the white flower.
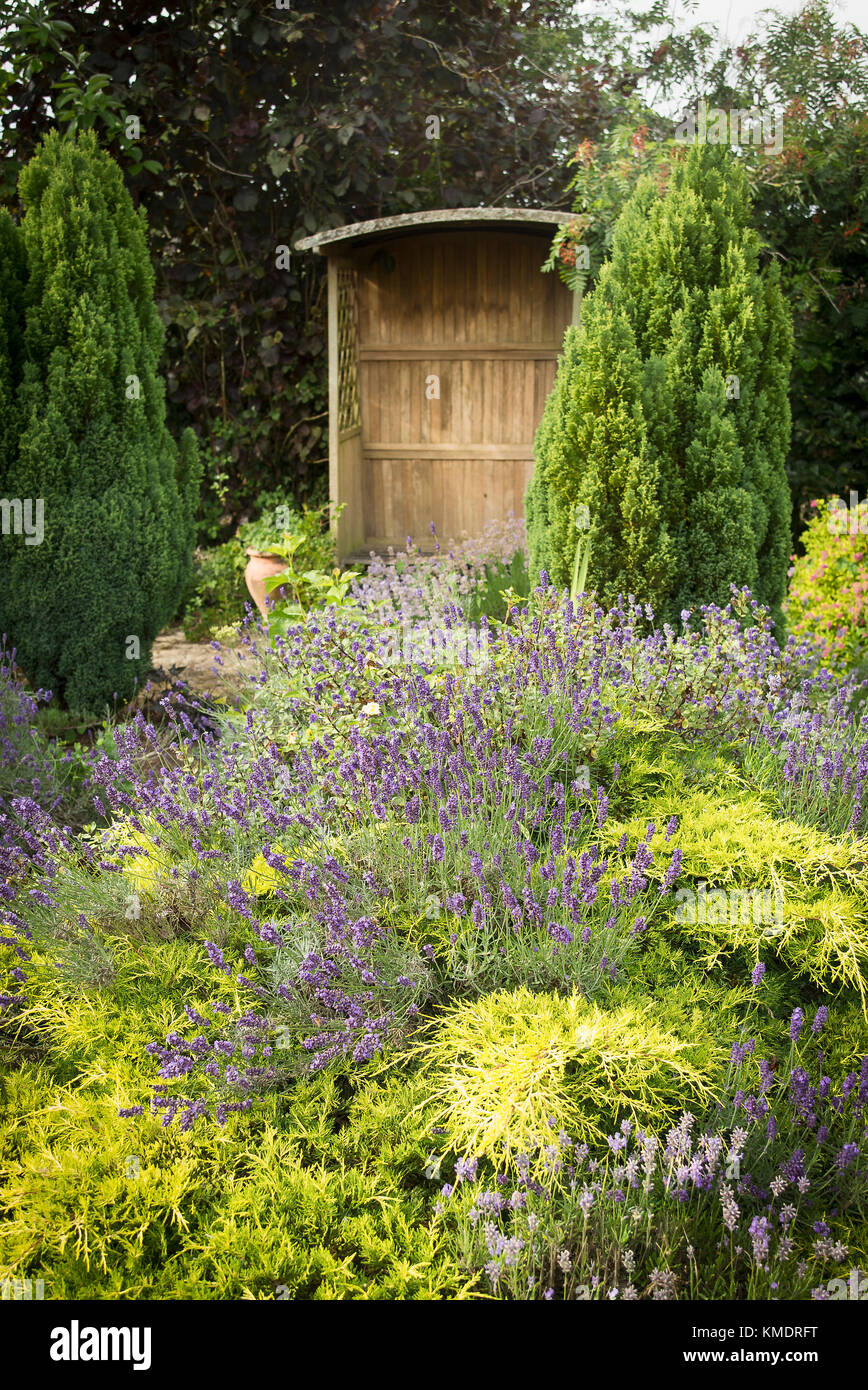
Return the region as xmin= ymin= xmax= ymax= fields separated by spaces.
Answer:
xmin=360 ymin=701 xmax=381 ymax=716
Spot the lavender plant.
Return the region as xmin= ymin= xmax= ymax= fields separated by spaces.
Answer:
xmin=1 ymin=567 xmax=868 ymax=1312
xmin=437 ymin=1007 xmax=866 ymax=1300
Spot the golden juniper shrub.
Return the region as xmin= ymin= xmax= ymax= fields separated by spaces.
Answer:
xmin=423 ymin=988 xmax=717 ymax=1161
xmin=604 ymin=791 xmax=868 ymax=1006
xmin=0 ymin=956 xmax=466 ymax=1299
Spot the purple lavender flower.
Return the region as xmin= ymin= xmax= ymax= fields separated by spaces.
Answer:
xmin=835 ymin=1143 xmax=858 ymax=1170
xmin=748 ymin=1214 xmax=771 ymax=1265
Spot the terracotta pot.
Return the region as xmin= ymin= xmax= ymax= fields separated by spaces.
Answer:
xmin=244 ymin=549 xmax=290 ymax=617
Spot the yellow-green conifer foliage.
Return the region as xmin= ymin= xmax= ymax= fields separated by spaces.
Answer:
xmin=424 ymin=989 xmax=715 ymax=1161
xmin=527 ymin=145 xmax=793 ymax=629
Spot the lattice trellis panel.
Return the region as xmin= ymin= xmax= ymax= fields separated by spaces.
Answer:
xmin=337 ymin=266 xmax=361 ymax=432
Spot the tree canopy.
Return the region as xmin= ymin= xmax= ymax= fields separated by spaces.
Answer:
xmin=548 ymin=1 xmax=868 ymax=541
xmin=0 ymin=0 xmax=709 ymax=530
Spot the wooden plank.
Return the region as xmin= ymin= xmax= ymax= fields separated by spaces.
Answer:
xmin=363 ymin=450 xmax=377 ymax=539
xmin=520 ymin=357 xmax=533 ymax=447
xmin=416 ymin=360 xmax=429 ymax=447
xmin=361 ymin=459 xmax=537 ymax=549
xmin=345 ymin=227 xmax=577 ymax=552
xmin=411 ymin=445 xmax=433 ymax=541
xmin=476 ymin=455 xmax=494 ymax=532
xmin=408 ymin=239 xmax=422 ymax=346
xmin=498 ymin=359 xmax=511 ymax=448
xmin=364 ymin=444 xmax=535 ymax=459
xmin=507 ymin=235 xmax=519 ymax=344
xmin=442 ymin=236 xmax=454 ymax=345
xmin=428 ymin=357 xmax=442 ymax=445
xmin=439 ymin=356 xmax=451 ymax=444
xmin=380 ymin=457 xmax=394 ymax=542
xmin=460 ymin=233 xmax=470 ymax=345
xmin=429 ymin=455 xmax=444 ymax=544
xmin=431 ymin=235 xmax=442 ymax=346
xmin=341 ymin=429 xmax=365 ymax=555
xmin=358 ymin=360 xmax=372 ymax=440
xmin=502 ymin=456 xmax=517 ymax=521
xmin=530 ymin=240 xmax=544 ymax=342
xmin=492 ymin=359 xmax=504 ymax=451
xmin=357 ymin=345 xmax=563 ymax=360
xmin=327 ymin=258 xmax=340 ymax=539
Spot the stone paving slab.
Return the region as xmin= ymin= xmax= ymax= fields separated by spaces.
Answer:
xmin=151 ymin=629 xmax=257 ymax=696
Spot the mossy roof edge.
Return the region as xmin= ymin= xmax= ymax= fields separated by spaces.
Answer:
xmin=294 ymin=206 xmax=573 ymax=254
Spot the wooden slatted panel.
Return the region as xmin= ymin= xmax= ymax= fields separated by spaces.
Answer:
xmin=362 ymin=457 xmax=537 ymax=543
xmin=357 ymin=231 xmax=568 ymax=348
xmin=362 ymin=359 xmax=559 ymax=449
xmin=352 ymin=229 xmax=570 ymax=549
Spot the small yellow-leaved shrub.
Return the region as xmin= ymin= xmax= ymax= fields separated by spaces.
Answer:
xmin=604 ymin=792 xmax=868 ymax=1006
xmin=100 ymin=821 xmax=175 ymax=900
xmin=422 ymin=988 xmax=716 ymax=1162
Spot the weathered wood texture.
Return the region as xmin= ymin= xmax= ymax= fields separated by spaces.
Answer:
xmin=328 ymin=223 xmax=574 ymax=554
xmin=295 ymin=206 xmax=573 ymax=254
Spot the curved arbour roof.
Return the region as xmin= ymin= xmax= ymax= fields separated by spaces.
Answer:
xmin=294 ymin=206 xmax=573 ymax=255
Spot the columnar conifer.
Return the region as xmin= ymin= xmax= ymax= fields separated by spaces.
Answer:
xmin=0 ymin=131 xmax=200 ymax=710
xmin=527 ymin=144 xmax=792 ymax=628
xmin=0 ymin=209 xmax=26 ymax=477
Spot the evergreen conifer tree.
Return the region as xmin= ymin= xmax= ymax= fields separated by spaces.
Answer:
xmin=0 ymin=210 xmax=26 ymax=479
xmin=526 ymin=144 xmax=792 ymax=628
xmin=0 ymin=131 xmax=200 ymax=710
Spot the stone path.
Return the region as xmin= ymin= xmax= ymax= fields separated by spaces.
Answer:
xmin=151 ymin=629 xmax=257 ymax=696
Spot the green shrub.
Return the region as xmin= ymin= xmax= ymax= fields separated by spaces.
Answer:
xmin=462 ymin=549 xmax=530 ymax=624
xmin=180 ymin=542 xmax=248 ymax=643
xmin=0 ymin=936 xmax=465 ymax=1299
xmin=437 ymin=1023 xmax=867 ymax=1300
xmin=604 ymin=790 xmax=868 ymax=1005
xmin=0 ymin=130 xmax=201 ymax=712
xmin=0 ymin=208 xmax=26 ymax=478
xmin=786 ymin=496 xmax=868 ymax=671
xmin=526 ymin=143 xmax=793 ymax=628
